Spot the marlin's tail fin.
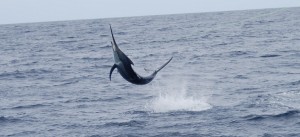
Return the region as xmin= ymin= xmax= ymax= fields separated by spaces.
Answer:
xmin=155 ymin=57 xmax=173 ymax=72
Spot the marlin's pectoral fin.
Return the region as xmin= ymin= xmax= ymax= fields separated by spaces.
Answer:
xmin=109 ymin=64 xmax=117 ymax=81
xmin=155 ymin=57 xmax=173 ymax=72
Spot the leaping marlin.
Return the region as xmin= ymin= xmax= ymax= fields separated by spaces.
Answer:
xmin=109 ymin=25 xmax=172 ymax=85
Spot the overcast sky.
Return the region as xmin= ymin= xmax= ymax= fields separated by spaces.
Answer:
xmin=0 ymin=0 xmax=300 ymax=25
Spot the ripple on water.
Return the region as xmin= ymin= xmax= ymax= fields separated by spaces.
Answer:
xmin=103 ymin=120 xmax=146 ymax=127
xmin=243 ymin=110 xmax=300 ymax=121
xmin=0 ymin=116 xmax=21 ymax=124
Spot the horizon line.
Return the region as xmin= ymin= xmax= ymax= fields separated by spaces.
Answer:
xmin=0 ymin=6 xmax=298 ymax=26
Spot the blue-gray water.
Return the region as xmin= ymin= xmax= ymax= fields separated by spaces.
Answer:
xmin=1 ymin=7 xmax=300 ymax=137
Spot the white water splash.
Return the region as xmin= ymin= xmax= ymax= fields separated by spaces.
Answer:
xmin=146 ymin=79 xmax=212 ymax=113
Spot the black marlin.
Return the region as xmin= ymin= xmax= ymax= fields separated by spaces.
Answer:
xmin=109 ymin=25 xmax=172 ymax=85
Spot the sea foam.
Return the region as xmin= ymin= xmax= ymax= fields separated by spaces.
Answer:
xmin=146 ymin=79 xmax=212 ymax=113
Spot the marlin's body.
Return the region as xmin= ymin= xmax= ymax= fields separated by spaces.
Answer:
xmin=109 ymin=25 xmax=172 ymax=85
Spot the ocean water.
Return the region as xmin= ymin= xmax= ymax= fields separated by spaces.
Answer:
xmin=0 ymin=7 xmax=300 ymax=137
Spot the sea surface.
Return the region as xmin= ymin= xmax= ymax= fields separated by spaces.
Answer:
xmin=1 ymin=7 xmax=300 ymax=137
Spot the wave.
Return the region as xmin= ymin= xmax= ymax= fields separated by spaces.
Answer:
xmin=99 ymin=34 xmax=109 ymax=37
xmin=289 ymin=80 xmax=300 ymax=86
xmin=53 ymin=76 xmax=84 ymax=86
xmin=103 ymin=120 xmax=146 ymax=127
xmin=81 ymin=57 xmax=104 ymax=61
xmin=63 ymin=97 xmax=123 ymax=103
xmin=260 ymin=54 xmax=281 ymax=58
xmin=234 ymin=75 xmax=248 ymax=79
xmin=99 ymin=44 xmax=110 ymax=49
xmin=157 ymin=27 xmax=172 ymax=31
xmin=0 ymin=69 xmax=53 ymax=79
xmin=116 ymin=32 xmax=127 ymax=35
xmin=262 ymin=133 xmax=300 ymax=137
xmin=66 ymin=36 xmax=76 ymax=39
xmin=208 ymin=50 xmax=255 ymax=58
xmin=56 ymin=40 xmax=78 ymax=44
xmin=5 ymin=131 xmax=36 ymax=137
xmin=97 ymin=64 xmax=112 ymax=69
xmin=243 ymin=110 xmax=300 ymax=121
xmin=228 ymin=51 xmax=249 ymax=57
xmin=277 ymin=80 xmax=300 ymax=88
xmin=11 ymin=103 xmax=49 ymax=110
xmin=0 ymin=116 xmax=21 ymax=123
xmin=124 ymin=110 xmax=149 ymax=115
